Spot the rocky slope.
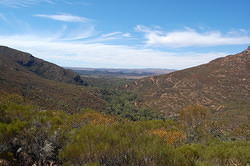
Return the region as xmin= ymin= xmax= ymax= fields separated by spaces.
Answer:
xmin=0 ymin=46 xmax=87 ymax=85
xmin=0 ymin=46 xmax=105 ymax=112
xmin=127 ymin=48 xmax=250 ymax=121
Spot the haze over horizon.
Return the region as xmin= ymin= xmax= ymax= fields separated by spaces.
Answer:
xmin=0 ymin=0 xmax=249 ymax=69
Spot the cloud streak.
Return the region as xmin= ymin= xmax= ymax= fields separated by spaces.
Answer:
xmin=33 ymin=13 xmax=96 ymax=40
xmin=84 ymin=32 xmax=132 ymax=43
xmin=136 ymin=25 xmax=250 ymax=48
xmin=0 ymin=0 xmax=54 ymax=7
xmin=0 ymin=13 xmax=7 ymax=22
xmin=34 ymin=14 xmax=91 ymax=23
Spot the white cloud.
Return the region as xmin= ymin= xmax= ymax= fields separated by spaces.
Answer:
xmin=0 ymin=34 xmax=229 ymax=69
xmin=122 ymin=33 xmax=131 ymax=37
xmin=34 ymin=14 xmax=91 ymax=23
xmin=0 ymin=0 xmax=53 ymax=7
xmin=136 ymin=25 xmax=250 ymax=48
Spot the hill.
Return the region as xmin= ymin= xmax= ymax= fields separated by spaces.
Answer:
xmin=126 ymin=48 xmax=250 ymax=122
xmin=0 ymin=46 xmax=105 ymax=112
xmin=0 ymin=46 xmax=87 ymax=85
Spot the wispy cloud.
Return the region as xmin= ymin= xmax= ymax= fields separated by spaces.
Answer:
xmin=33 ymin=13 xmax=96 ymax=40
xmin=101 ymin=32 xmax=124 ymax=38
xmin=34 ymin=14 xmax=91 ymax=23
xmin=136 ymin=25 xmax=250 ymax=48
xmin=0 ymin=13 xmax=7 ymax=22
xmin=60 ymin=25 xmax=96 ymax=40
xmin=101 ymin=32 xmax=131 ymax=38
xmin=84 ymin=32 xmax=132 ymax=43
xmin=0 ymin=0 xmax=54 ymax=7
xmin=0 ymin=34 xmax=229 ymax=69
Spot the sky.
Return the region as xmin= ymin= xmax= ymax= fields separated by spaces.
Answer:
xmin=0 ymin=0 xmax=249 ymax=69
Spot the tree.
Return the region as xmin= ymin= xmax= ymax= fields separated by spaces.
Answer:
xmin=180 ymin=105 xmax=210 ymax=128
xmin=179 ymin=105 xmax=210 ymax=143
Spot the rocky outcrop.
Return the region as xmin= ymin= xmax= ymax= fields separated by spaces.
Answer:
xmin=0 ymin=46 xmax=87 ymax=85
xmin=246 ymin=46 xmax=250 ymax=51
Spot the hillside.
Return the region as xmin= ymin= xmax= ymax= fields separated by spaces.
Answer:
xmin=0 ymin=46 xmax=87 ymax=85
xmin=0 ymin=46 xmax=105 ymax=112
xmin=127 ymin=48 xmax=250 ymax=121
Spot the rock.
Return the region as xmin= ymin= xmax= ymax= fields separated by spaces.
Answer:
xmin=247 ymin=46 xmax=250 ymax=51
xmin=0 ymin=159 xmax=11 ymax=166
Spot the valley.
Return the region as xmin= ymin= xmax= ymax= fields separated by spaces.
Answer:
xmin=69 ymin=67 xmax=175 ymax=79
xmin=0 ymin=46 xmax=249 ymax=166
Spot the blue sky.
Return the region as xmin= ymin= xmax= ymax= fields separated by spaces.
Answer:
xmin=0 ymin=0 xmax=249 ymax=69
